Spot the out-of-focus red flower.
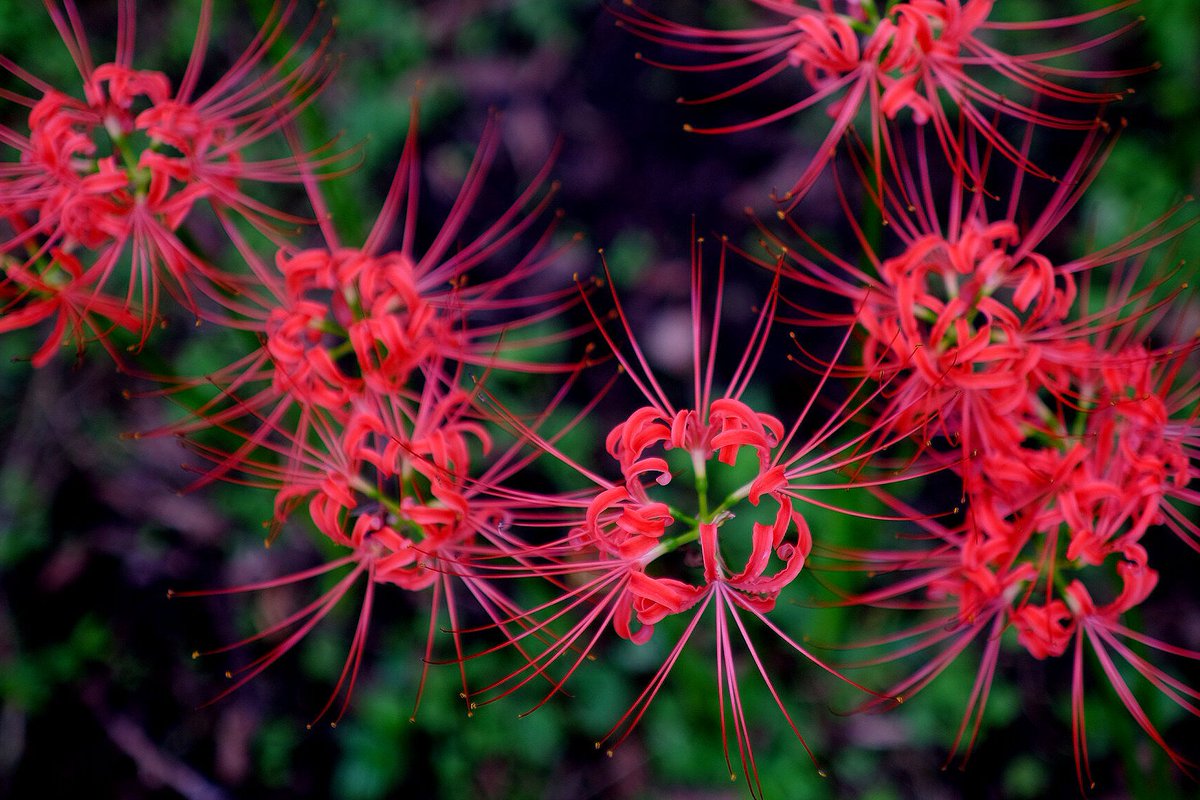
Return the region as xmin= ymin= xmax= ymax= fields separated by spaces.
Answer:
xmin=619 ymin=0 xmax=1143 ymax=204
xmin=0 ymin=0 xmax=339 ymax=359
xmin=0 ymin=247 xmax=140 ymax=365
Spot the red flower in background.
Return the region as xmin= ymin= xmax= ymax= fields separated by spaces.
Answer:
xmin=619 ymin=0 xmax=1143 ymax=204
xmin=0 ymin=0 xmax=339 ymax=359
xmin=792 ymin=122 xmax=1200 ymax=783
xmin=762 ymin=123 xmax=1191 ymax=485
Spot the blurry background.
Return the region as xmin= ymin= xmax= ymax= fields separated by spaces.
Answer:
xmin=1 ymin=1 xmax=1199 ymax=798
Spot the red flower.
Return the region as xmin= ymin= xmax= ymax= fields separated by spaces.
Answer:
xmin=174 ymin=353 xmax=590 ymax=723
xmin=140 ymin=103 xmax=577 ymax=492
xmin=762 ymin=124 xmax=1190 ymax=487
xmin=0 ymin=248 xmax=140 ymax=365
xmin=619 ymin=0 xmax=1142 ymax=204
xmin=1 ymin=0 xmax=338 ymax=358
xmin=465 ymin=233 xmax=901 ymax=794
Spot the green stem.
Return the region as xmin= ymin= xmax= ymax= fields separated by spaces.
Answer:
xmin=654 ymin=524 xmax=702 ymax=556
xmin=692 ymin=450 xmax=709 ymax=521
xmin=351 ymin=479 xmax=404 ymax=521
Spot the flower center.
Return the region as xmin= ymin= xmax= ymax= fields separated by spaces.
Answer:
xmin=25 ymin=66 xmax=222 ymax=246
xmin=586 ymin=401 xmax=813 ymax=640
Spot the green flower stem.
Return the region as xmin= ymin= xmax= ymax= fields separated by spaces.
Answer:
xmin=649 ymin=478 xmax=757 ymax=560
xmin=109 ymin=130 xmax=152 ymax=196
xmin=691 ymin=450 xmax=709 ymax=520
xmin=351 ymin=478 xmax=406 ymax=522
xmin=655 ymin=524 xmax=702 ymax=555
xmin=326 ymin=337 xmax=355 ymax=361
xmin=851 ymin=0 xmax=882 ymax=32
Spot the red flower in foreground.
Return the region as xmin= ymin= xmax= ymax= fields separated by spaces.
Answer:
xmin=619 ymin=0 xmax=1143 ymax=204
xmin=466 ymin=234 xmax=918 ymax=796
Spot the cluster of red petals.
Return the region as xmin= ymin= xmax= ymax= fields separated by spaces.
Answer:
xmin=1 ymin=0 xmax=335 ymax=361
xmin=265 ymin=247 xmax=452 ymax=406
xmin=581 ymin=398 xmax=808 ymax=645
xmin=815 ymin=198 xmax=1200 ymax=779
xmin=718 ymin=48 xmax=1200 ymax=773
xmin=0 ymin=248 xmax=140 ymax=365
xmin=161 ymin=94 xmax=575 ymax=567
xmin=858 ymin=219 xmax=1076 ymax=457
xmin=785 ymin=0 xmax=993 ymax=124
xmin=620 ymin=0 xmax=1139 ymax=201
xmin=5 ymin=0 xmax=1197 ymax=790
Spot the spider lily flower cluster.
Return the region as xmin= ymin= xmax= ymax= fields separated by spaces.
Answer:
xmin=618 ymin=0 xmax=1145 ymax=204
xmin=1 ymin=0 xmax=1197 ymax=795
xmin=755 ymin=120 xmax=1199 ymax=784
xmin=0 ymin=1 xmax=343 ymax=363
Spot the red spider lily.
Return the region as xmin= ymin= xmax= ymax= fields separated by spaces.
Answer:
xmin=814 ymin=496 xmax=1026 ymax=765
xmin=618 ymin=0 xmax=1143 ymax=205
xmin=127 ymin=102 xmax=587 ymax=519
xmin=171 ymin=351 xmax=603 ymax=724
xmin=822 ymin=334 xmax=1200 ymax=784
xmin=1068 ymin=340 xmax=1200 ymax=558
xmin=757 ymin=124 xmax=1193 ymax=487
xmin=1061 ymin=559 xmax=1200 ymax=789
xmin=141 ymin=99 xmax=594 ymax=722
xmin=242 ymin=101 xmax=585 ymax=362
xmin=459 ymin=233 xmax=920 ymax=796
xmin=0 ymin=247 xmax=139 ymax=365
xmin=0 ymin=0 xmax=339 ymax=357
